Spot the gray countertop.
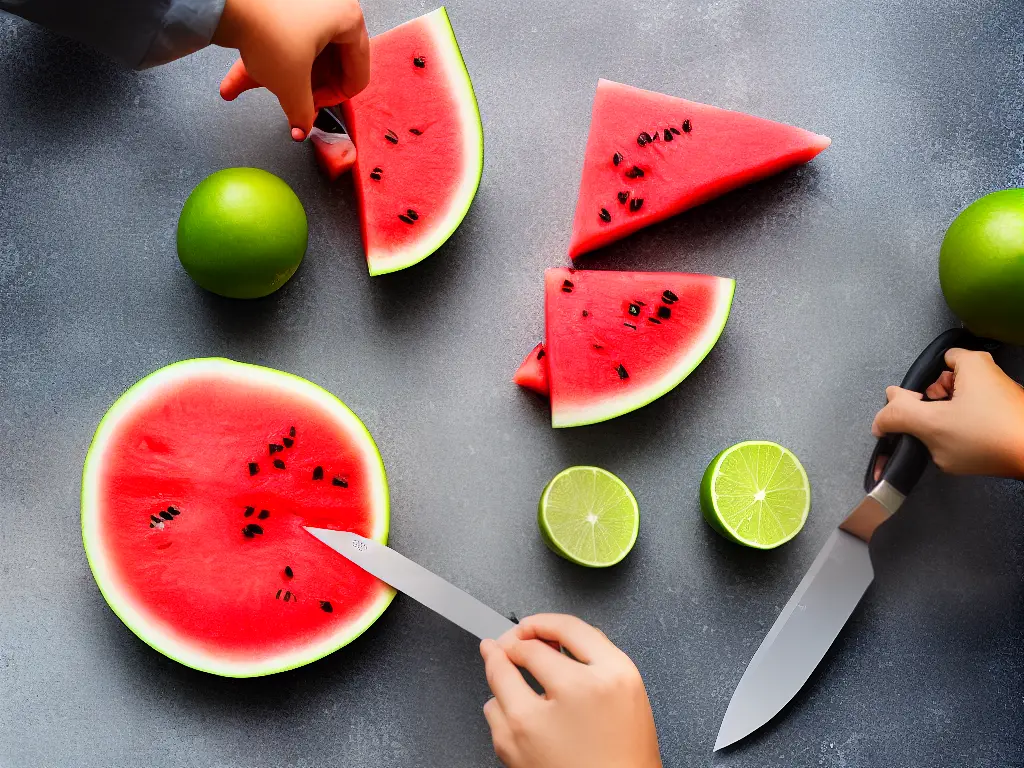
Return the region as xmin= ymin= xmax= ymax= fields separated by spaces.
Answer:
xmin=2 ymin=1 xmax=1023 ymax=766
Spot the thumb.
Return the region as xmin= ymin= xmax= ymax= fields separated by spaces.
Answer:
xmin=220 ymin=58 xmax=261 ymax=101
xmin=871 ymin=387 xmax=932 ymax=439
xmin=270 ymin=63 xmax=316 ymax=141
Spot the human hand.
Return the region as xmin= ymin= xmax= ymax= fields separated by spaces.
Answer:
xmin=213 ymin=0 xmax=370 ymax=141
xmin=480 ymin=614 xmax=662 ymax=768
xmin=872 ymin=348 xmax=1024 ymax=478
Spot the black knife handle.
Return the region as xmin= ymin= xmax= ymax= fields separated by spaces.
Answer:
xmin=864 ymin=328 xmax=999 ymax=496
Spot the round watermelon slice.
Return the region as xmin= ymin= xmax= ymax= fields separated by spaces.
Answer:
xmin=81 ymin=359 xmax=394 ymax=677
xmin=526 ymin=268 xmax=735 ymax=427
xmin=341 ymin=8 xmax=483 ymax=275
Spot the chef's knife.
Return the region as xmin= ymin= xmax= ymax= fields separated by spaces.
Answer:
xmin=304 ymin=527 xmax=515 ymax=640
xmin=714 ymin=328 xmax=998 ymax=751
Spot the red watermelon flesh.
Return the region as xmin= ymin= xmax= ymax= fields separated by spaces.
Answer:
xmin=310 ymin=128 xmax=357 ymax=181
xmin=341 ymin=8 xmax=483 ymax=275
xmin=513 ymin=342 xmax=550 ymax=396
xmin=81 ymin=360 xmax=393 ymax=677
xmin=569 ymin=80 xmax=831 ymax=258
xmin=544 ymin=268 xmax=735 ymax=427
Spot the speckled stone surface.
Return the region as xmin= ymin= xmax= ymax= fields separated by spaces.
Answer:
xmin=1 ymin=1 xmax=1023 ymax=766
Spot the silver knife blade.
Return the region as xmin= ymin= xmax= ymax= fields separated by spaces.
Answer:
xmin=304 ymin=528 xmax=515 ymax=641
xmin=714 ymin=481 xmax=904 ymax=751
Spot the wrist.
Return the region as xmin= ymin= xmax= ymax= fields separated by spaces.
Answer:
xmin=212 ymin=0 xmax=254 ymax=48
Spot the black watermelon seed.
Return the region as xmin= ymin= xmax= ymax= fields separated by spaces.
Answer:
xmin=617 ymin=191 xmax=629 ymax=204
xmin=269 ymin=443 xmax=282 ymax=454
xmin=312 ymin=466 xmax=324 ymax=481
xmin=612 ymin=152 xmax=623 ymax=166
xmin=664 ymin=129 xmax=673 ymax=142
xmin=562 ymin=279 xmax=574 ymax=293
xmin=243 ymin=527 xmax=254 ymax=538
xmin=599 ymin=208 xmax=611 ymax=223
xmin=409 ymin=128 xmax=423 ymax=135
xmin=399 ymin=214 xmax=414 ymax=224
xmin=289 ymin=427 xmax=296 ymax=437
xmin=385 ymin=130 xmax=399 ymax=144
xmin=247 ymin=524 xmax=264 ymax=535
xmin=159 ymin=510 xmax=174 ymax=521
xmin=508 ymin=612 xmax=519 ymax=624
xmin=320 ymin=600 xmax=334 ymax=613
xmin=413 ymin=56 xmax=426 ymax=68
xmin=248 ymin=462 xmax=259 ymax=476
xmin=582 ymin=310 xmax=589 ymax=317
xmin=284 ymin=591 xmax=292 ymax=602
xmin=150 ymin=522 xmax=155 ymax=528
xmin=629 ymin=197 xmax=644 ymax=212
xmin=283 ymin=437 xmax=294 ymax=448
xmin=537 ymin=348 xmax=546 ymax=360
xmin=625 ymin=166 xmax=644 ymax=179
xmin=332 ymin=477 xmax=348 ymax=488
xmin=628 ymin=303 xmax=640 ymax=316
xmin=244 ymin=506 xmax=255 ymax=517
xmin=670 ymin=126 xmax=681 ymax=136
xmin=150 ymin=515 xmax=162 ymax=525
xmin=372 ymin=167 xmax=383 ymax=174
xmin=370 ymin=172 xmax=382 ymax=181
xmin=648 ymin=317 xmax=662 ymax=324
xmin=258 ymin=509 xmax=270 ymax=520
xmin=682 ymin=119 xmax=692 ymax=133
xmin=167 ymin=506 xmax=180 ymax=516
xmin=623 ymin=322 xmax=637 ymax=329
xmin=273 ymin=459 xmax=285 ymax=470
xmin=616 ymin=364 xmax=629 ymax=380
xmin=407 ymin=209 xmax=419 ymax=220
xmin=284 ymin=566 xmax=293 ymax=578
xmin=593 ymin=343 xmax=603 ymax=350
xmin=276 ymin=589 xmax=282 ymax=599
xmin=663 ymin=289 xmax=679 ymax=303
xmin=657 ymin=306 xmax=672 ymax=319
xmin=637 ymin=131 xmax=652 ymax=146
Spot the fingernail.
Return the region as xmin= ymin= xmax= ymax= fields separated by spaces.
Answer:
xmin=291 ymin=127 xmax=306 ymax=141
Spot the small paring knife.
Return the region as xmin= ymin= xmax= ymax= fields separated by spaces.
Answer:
xmin=714 ymin=328 xmax=1000 ymax=751
xmin=304 ymin=527 xmax=516 ymax=641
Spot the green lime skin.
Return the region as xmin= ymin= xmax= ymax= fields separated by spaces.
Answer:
xmin=939 ymin=189 xmax=1024 ymax=344
xmin=699 ymin=450 xmax=732 ymax=541
xmin=177 ymin=168 xmax=308 ymax=299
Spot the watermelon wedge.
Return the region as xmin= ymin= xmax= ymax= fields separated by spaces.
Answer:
xmin=513 ymin=342 xmax=550 ymax=396
xmin=518 ymin=268 xmax=735 ymax=427
xmin=81 ymin=359 xmax=393 ymax=677
xmin=342 ymin=8 xmax=483 ymax=275
xmin=309 ymin=127 xmax=357 ymax=181
xmin=569 ymin=80 xmax=831 ymax=258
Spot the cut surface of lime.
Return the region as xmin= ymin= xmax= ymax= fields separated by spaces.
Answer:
xmin=700 ymin=441 xmax=810 ymax=549
xmin=538 ymin=466 xmax=639 ymax=568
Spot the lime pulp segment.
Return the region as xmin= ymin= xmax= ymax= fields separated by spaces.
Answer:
xmin=702 ymin=441 xmax=810 ymax=549
xmin=538 ymin=466 xmax=639 ymax=568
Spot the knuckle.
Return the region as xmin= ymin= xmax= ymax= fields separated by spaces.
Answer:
xmin=503 ymin=704 xmax=532 ymax=734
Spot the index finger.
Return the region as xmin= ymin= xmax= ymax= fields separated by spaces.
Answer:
xmin=514 ymin=614 xmax=618 ymax=664
xmin=480 ymin=639 xmax=541 ymax=710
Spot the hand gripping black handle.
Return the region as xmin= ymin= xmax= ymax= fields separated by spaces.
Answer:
xmin=864 ymin=328 xmax=999 ymax=496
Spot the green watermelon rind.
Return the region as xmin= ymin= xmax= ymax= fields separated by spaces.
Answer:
xmin=552 ymin=278 xmax=736 ymax=428
xmin=80 ymin=358 xmax=395 ymax=678
xmin=361 ymin=7 xmax=484 ymax=277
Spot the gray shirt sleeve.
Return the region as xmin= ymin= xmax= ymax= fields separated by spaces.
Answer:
xmin=0 ymin=0 xmax=226 ymax=69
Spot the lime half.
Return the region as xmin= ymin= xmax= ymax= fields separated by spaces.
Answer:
xmin=538 ymin=466 xmax=639 ymax=568
xmin=700 ymin=441 xmax=810 ymax=549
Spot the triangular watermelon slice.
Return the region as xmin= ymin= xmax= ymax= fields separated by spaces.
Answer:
xmin=342 ymin=8 xmax=483 ymax=275
xmin=569 ymin=80 xmax=830 ymax=259
xmin=513 ymin=343 xmax=550 ymax=396
xmin=518 ymin=268 xmax=735 ymax=427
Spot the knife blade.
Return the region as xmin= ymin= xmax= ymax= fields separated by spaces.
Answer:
xmin=304 ymin=527 xmax=515 ymax=641
xmin=715 ymin=328 xmax=997 ymax=751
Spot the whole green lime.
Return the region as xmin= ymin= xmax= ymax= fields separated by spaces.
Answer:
xmin=940 ymin=189 xmax=1024 ymax=343
xmin=177 ymin=168 xmax=308 ymax=299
